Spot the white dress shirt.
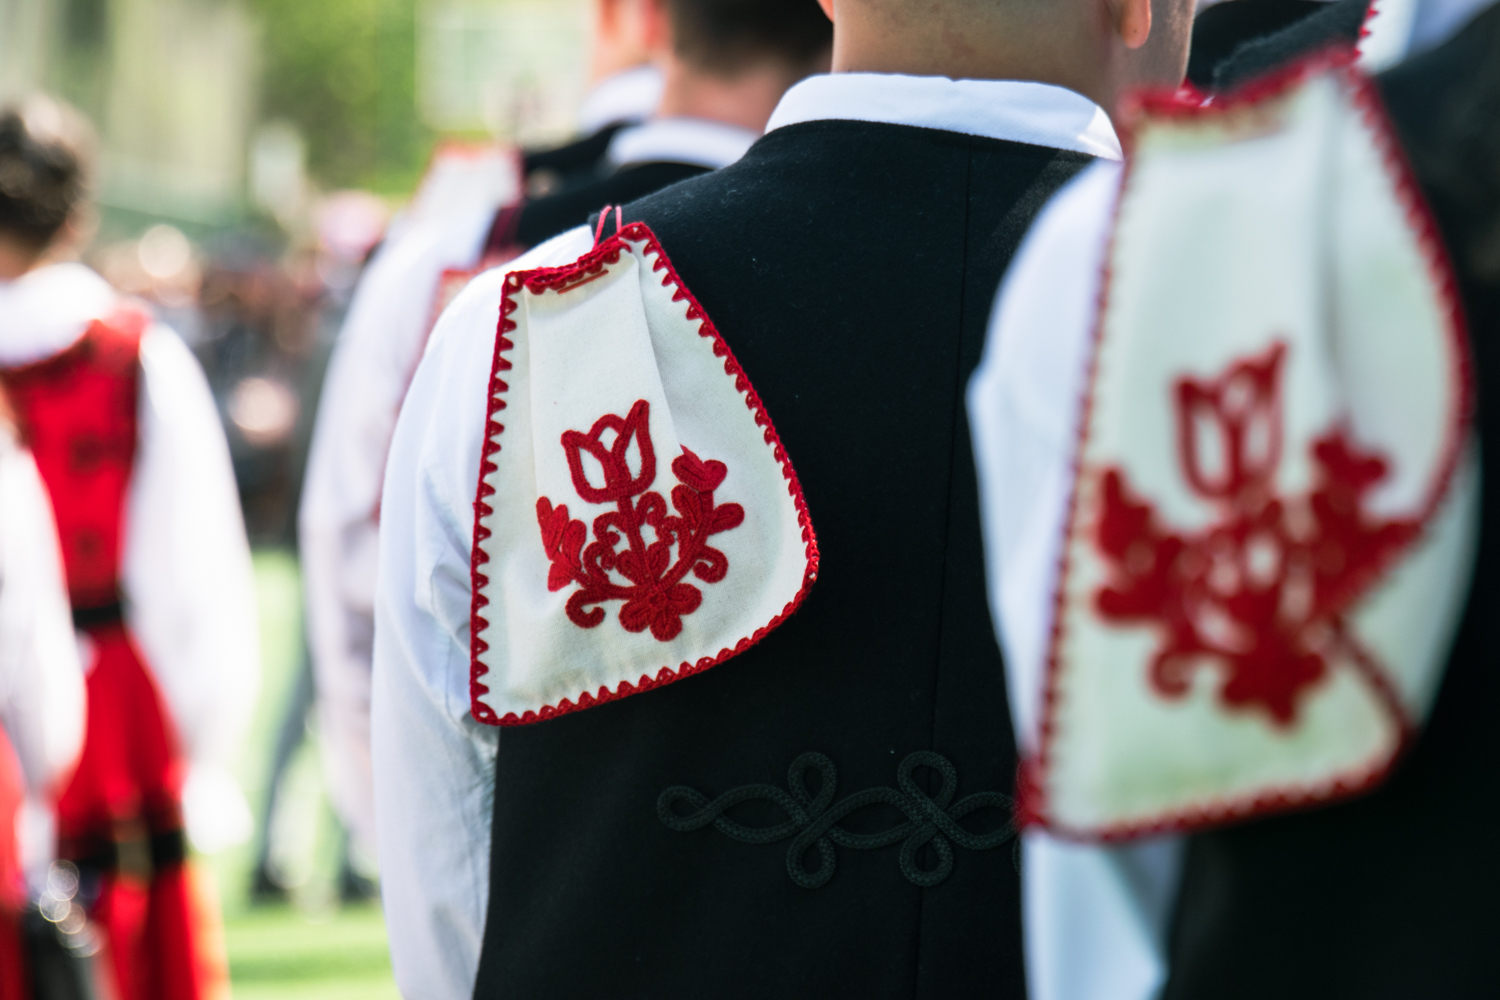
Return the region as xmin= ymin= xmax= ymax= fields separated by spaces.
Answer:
xmin=0 ymin=262 xmax=260 ymax=854
xmin=604 ymin=116 xmax=760 ymax=171
xmin=970 ymin=160 xmax=1185 ymax=1000
xmin=374 ymin=72 xmax=1118 ymax=1000
xmin=305 ymin=116 xmax=761 ymax=868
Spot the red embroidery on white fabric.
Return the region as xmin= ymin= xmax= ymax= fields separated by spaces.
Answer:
xmin=1093 ymin=342 xmax=1420 ymax=726
xmin=537 ymin=399 xmax=745 ymax=642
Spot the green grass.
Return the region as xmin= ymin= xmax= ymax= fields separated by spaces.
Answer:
xmin=211 ymin=550 xmax=400 ymax=999
xmin=225 ymin=905 xmax=400 ymax=999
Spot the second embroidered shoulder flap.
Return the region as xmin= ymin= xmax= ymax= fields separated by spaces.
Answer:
xmin=1028 ymin=61 xmax=1476 ymax=839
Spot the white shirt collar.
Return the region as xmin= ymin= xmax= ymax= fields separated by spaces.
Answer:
xmin=0 ymin=263 xmax=117 ymax=366
xmin=765 ymin=73 xmax=1122 ymax=161
xmin=604 ymin=117 xmax=760 ymax=172
xmin=577 ymin=65 xmax=666 ymax=135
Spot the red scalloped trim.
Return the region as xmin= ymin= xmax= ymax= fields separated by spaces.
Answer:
xmin=1022 ymin=58 xmax=1474 ymax=841
xmin=468 ymin=221 xmax=820 ymax=727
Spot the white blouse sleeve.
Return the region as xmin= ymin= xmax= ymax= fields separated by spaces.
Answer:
xmin=372 ymin=225 xmax=593 ymax=1000
xmin=969 ymin=161 xmax=1184 ymax=1000
xmin=0 ymin=434 xmax=84 ymax=796
xmin=122 ymin=325 xmax=260 ymax=813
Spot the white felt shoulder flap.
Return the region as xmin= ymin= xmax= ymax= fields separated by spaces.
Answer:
xmin=1029 ymin=63 xmax=1476 ymax=838
xmin=470 ymin=223 xmax=818 ymax=725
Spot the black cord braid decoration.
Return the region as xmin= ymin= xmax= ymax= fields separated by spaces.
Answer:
xmin=657 ymin=751 xmax=1016 ymax=889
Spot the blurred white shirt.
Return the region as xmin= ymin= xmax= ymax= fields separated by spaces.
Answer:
xmin=969 ymin=160 xmax=1185 ymax=1000
xmin=0 ymin=262 xmax=260 ymax=853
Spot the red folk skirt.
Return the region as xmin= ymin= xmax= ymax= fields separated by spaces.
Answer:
xmin=56 ymin=624 xmax=213 ymax=1000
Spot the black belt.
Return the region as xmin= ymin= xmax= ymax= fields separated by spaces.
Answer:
xmin=71 ymin=599 xmax=123 ymax=631
xmin=64 ymin=827 xmax=187 ymax=880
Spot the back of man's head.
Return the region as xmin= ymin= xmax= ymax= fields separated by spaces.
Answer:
xmin=665 ymin=0 xmax=832 ymax=75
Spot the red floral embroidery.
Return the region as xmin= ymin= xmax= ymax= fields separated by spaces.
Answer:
xmin=1094 ymin=342 xmax=1420 ymax=726
xmin=537 ymin=398 xmax=745 ymax=642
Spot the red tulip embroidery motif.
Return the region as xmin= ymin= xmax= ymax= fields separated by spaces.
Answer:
xmin=536 ymin=399 xmax=745 ymax=641
xmin=1093 ymin=341 xmax=1419 ymax=726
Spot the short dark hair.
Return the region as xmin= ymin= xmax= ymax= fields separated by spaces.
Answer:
xmin=666 ymin=0 xmax=832 ymax=74
xmin=0 ymin=96 xmax=93 ymax=251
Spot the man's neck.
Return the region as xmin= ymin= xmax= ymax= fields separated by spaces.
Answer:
xmin=824 ymin=0 xmax=1115 ymax=109
xmin=653 ymin=61 xmax=802 ymax=133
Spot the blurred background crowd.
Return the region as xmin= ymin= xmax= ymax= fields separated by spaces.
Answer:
xmin=2 ymin=0 xmax=602 ymax=995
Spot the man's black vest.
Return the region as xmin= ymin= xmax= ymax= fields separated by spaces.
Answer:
xmin=472 ymin=120 xmax=1093 ymax=999
xmin=1165 ymin=7 xmax=1500 ymax=997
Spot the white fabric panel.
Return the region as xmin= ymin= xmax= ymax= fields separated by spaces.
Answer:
xmin=470 ymin=232 xmax=812 ymax=722
xmin=971 ymin=160 xmax=1185 ymax=1000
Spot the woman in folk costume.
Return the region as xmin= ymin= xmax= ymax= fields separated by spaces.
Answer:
xmin=0 ymin=96 xmax=259 ymax=1000
xmin=0 ymin=391 xmax=85 ymax=1000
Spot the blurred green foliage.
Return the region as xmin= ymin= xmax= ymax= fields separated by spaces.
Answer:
xmin=249 ymin=0 xmax=433 ymax=193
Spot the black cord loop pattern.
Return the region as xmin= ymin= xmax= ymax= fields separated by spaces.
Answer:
xmin=657 ymin=751 xmax=1015 ymax=889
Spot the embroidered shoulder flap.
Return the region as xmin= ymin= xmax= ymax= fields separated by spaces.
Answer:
xmin=1028 ymin=61 xmax=1477 ymax=838
xmin=469 ymin=222 xmax=818 ymax=725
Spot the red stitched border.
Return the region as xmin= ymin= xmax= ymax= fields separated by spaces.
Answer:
xmin=468 ymin=221 xmax=820 ymax=727
xmin=1024 ymin=57 xmax=1475 ymax=841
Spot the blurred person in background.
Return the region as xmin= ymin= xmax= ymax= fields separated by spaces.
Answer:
xmin=0 ymin=391 xmax=85 ymax=1000
xmin=294 ymin=0 xmax=659 ymax=886
xmin=299 ymin=0 xmax=830 ymax=901
xmin=966 ymin=1 xmax=1498 ymax=998
xmin=523 ymin=0 xmax=664 ymax=194
xmin=0 ymin=95 xmax=260 ymax=1000
xmin=375 ymin=0 xmax=1191 ymax=996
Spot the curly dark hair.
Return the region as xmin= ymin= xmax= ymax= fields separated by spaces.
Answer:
xmin=666 ymin=0 xmax=832 ymax=75
xmin=0 ymin=96 xmax=93 ymax=251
